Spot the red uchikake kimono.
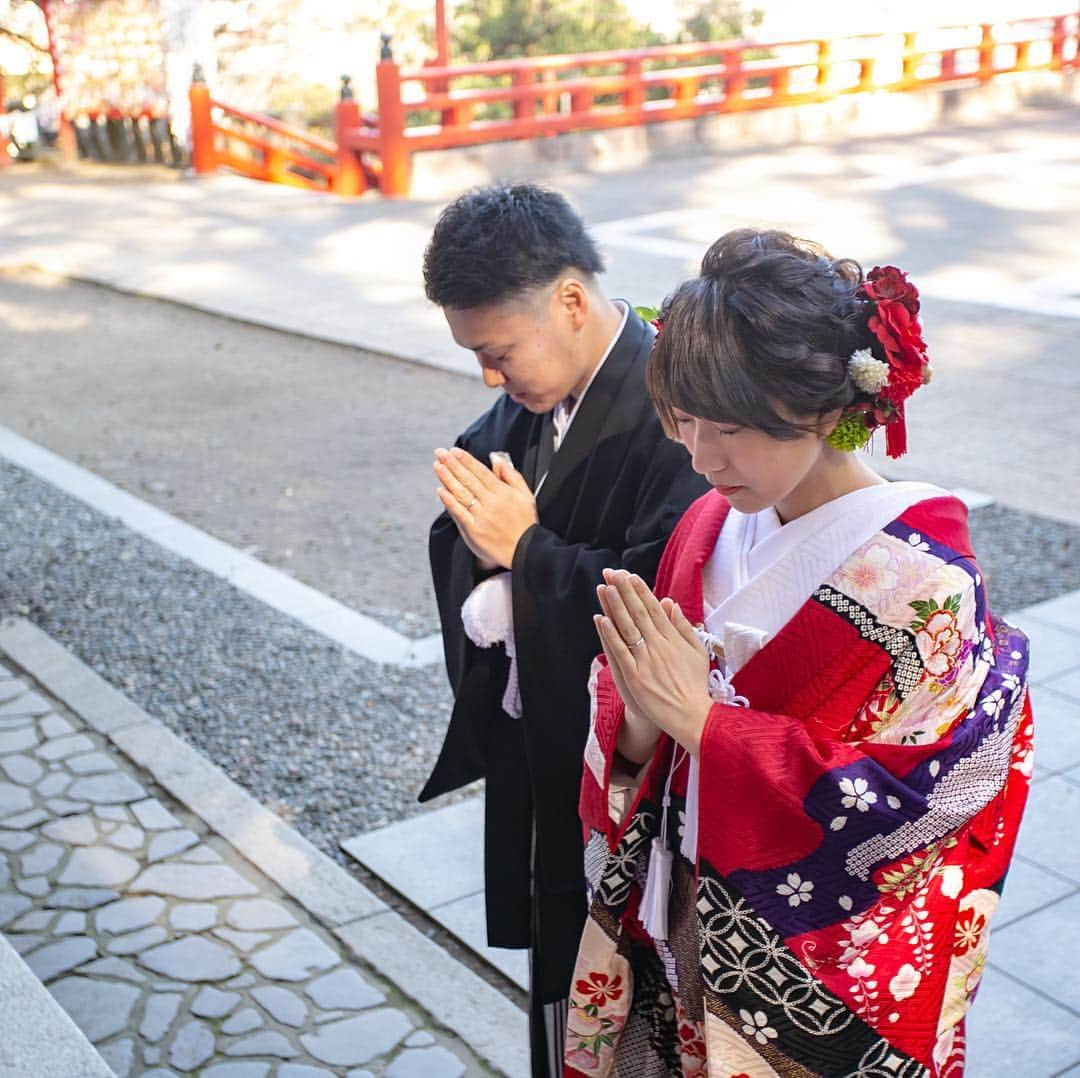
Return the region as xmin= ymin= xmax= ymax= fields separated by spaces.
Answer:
xmin=566 ymin=491 xmax=1032 ymax=1077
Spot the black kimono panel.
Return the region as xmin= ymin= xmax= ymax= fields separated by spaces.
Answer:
xmin=420 ymin=309 xmax=709 ymax=1001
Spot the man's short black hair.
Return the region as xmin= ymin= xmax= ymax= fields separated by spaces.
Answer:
xmin=423 ymin=183 xmax=605 ymax=309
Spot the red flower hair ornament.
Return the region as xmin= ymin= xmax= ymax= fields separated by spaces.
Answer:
xmin=829 ymin=265 xmax=933 ymax=459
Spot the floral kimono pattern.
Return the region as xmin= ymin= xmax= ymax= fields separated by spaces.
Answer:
xmin=566 ymin=492 xmax=1032 ymax=1077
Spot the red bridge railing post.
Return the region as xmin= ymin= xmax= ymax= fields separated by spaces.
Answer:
xmin=333 ymin=75 xmax=366 ymax=195
xmin=376 ymin=35 xmax=411 ymax=198
xmin=816 ymin=38 xmax=832 ymax=97
xmin=623 ymin=57 xmax=644 ymax=116
xmin=978 ymin=24 xmax=995 ymax=83
xmin=0 ymin=72 xmax=9 ymax=171
xmin=189 ymin=64 xmax=217 ymax=175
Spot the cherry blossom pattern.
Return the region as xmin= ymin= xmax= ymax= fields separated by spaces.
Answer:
xmin=566 ymin=993 xmax=626 ymax=1071
xmin=840 ymin=776 xmax=878 ymax=813
xmin=676 ymin=1017 xmax=708 ymax=1078
xmin=776 ymin=873 xmax=815 ymax=907
xmin=836 ymin=543 xmax=899 ymax=606
xmin=739 ymin=1009 xmax=778 ymax=1047
xmin=575 ymin=970 xmax=624 ymax=1007
xmin=953 ymin=908 xmax=987 ymax=956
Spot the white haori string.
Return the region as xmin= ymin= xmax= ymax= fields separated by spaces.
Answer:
xmin=640 ymin=639 xmax=756 ymax=942
xmin=460 ymin=572 xmax=521 ymax=718
xmin=639 ymin=743 xmax=686 ymax=942
xmin=666 ymin=623 xmax=762 ymax=888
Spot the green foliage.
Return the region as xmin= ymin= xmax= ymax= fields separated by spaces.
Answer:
xmin=678 ymin=0 xmax=763 ymax=44
xmin=826 ymin=412 xmax=873 ymax=453
xmin=451 ymin=0 xmax=659 ymax=63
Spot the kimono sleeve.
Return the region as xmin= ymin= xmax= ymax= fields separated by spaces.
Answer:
xmin=695 ymin=559 xmax=1030 ymax=893
xmin=579 ymin=655 xmax=626 ymax=842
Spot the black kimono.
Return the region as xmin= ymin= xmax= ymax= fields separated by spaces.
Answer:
xmin=420 ymin=309 xmax=707 ymax=1055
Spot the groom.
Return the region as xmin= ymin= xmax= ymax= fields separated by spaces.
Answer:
xmin=419 ymin=183 xmax=706 ymax=1076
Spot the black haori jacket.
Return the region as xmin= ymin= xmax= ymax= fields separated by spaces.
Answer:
xmin=420 ymin=309 xmax=708 ymax=1003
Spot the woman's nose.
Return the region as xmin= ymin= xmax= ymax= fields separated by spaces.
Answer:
xmin=690 ymin=427 xmax=723 ymax=475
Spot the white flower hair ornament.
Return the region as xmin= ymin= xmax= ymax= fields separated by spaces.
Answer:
xmin=848 ymin=349 xmax=890 ymax=394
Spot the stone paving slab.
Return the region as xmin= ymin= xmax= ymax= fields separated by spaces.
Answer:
xmin=966 ymin=965 xmax=1080 ymax=1078
xmin=0 ymin=620 xmax=528 ymax=1077
xmin=0 ymin=931 xmax=114 ymax=1078
xmin=342 ymin=801 xmax=528 ymax=993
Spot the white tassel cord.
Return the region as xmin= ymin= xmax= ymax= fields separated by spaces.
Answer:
xmin=639 ymin=745 xmax=687 ymax=942
xmin=679 ymin=635 xmax=750 ymax=866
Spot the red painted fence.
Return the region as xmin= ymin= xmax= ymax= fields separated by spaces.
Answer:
xmin=192 ymin=11 xmax=1080 ymax=198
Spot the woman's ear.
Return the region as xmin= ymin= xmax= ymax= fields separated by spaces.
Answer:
xmin=818 ymin=408 xmax=845 ymax=440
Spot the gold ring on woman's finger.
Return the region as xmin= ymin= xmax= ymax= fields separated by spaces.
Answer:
xmin=464 ymin=496 xmax=478 ymax=510
xmin=628 ymin=636 xmax=646 ymax=650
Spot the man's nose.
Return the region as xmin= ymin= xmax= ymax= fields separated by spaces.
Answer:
xmin=482 ymin=366 xmax=506 ymax=388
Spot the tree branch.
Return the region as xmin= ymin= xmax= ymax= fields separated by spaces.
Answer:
xmin=0 ymin=26 xmax=50 ymax=54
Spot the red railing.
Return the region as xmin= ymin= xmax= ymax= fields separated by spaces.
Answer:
xmin=194 ymin=11 xmax=1080 ymax=198
xmin=0 ymin=73 xmax=8 ymax=171
xmin=189 ymin=69 xmax=372 ymax=194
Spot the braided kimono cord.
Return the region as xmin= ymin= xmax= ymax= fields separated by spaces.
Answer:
xmin=638 ymin=636 xmax=750 ymax=942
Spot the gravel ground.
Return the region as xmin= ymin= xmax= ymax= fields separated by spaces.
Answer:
xmin=2 ymin=457 xmax=1078 ymax=868
xmin=0 ymin=459 xmax=455 ymax=862
xmin=967 ymin=503 xmax=1080 ymax=615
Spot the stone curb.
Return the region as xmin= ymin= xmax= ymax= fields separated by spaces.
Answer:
xmin=0 ymin=933 xmax=114 ymax=1078
xmin=0 ymin=617 xmax=529 ymax=1078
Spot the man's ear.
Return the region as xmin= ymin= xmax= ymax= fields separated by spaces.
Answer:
xmin=552 ymin=277 xmax=590 ymax=332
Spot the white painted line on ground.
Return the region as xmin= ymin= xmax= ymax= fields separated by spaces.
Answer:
xmin=0 ymin=424 xmax=443 ymax=668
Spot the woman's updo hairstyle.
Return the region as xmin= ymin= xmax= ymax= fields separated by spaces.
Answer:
xmin=647 ymin=228 xmax=872 ymax=440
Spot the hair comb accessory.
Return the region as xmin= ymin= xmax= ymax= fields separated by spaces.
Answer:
xmin=827 ymin=265 xmax=933 ymax=459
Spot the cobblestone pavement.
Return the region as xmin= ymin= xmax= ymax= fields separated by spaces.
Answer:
xmin=0 ymin=660 xmax=492 ymax=1078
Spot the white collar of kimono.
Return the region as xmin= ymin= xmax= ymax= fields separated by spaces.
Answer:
xmin=704 ymin=480 xmax=950 ymax=673
xmin=550 ymin=300 xmax=629 ymax=453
